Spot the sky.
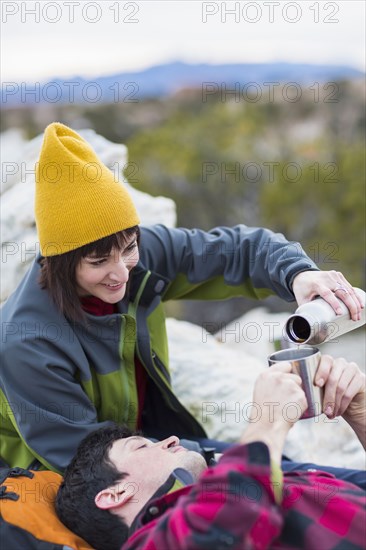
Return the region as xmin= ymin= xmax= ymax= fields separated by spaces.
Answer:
xmin=1 ymin=1 xmax=365 ymax=82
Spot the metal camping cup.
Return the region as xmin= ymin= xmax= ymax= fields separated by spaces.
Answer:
xmin=268 ymin=346 xmax=323 ymax=419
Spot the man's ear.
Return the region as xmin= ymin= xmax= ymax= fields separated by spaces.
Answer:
xmin=95 ymin=484 xmax=133 ymax=511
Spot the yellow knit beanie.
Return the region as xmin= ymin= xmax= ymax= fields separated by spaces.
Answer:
xmin=35 ymin=122 xmax=140 ymax=256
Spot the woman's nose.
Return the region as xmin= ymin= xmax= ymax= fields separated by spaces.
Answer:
xmin=110 ymin=258 xmax=129 ymax=281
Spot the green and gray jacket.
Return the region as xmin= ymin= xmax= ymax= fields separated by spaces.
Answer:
xmin=0 ymin=224 xmax=318 ymax=473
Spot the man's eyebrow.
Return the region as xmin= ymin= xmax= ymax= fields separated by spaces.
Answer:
xmin=124 ymin=436 xmax=144 ymax=448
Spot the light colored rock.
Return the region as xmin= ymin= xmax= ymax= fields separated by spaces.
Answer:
xmin=167 ymin=317 xmax=266 ymax=441
xmin=0 ymin=128 xmax=27 ymax=194
xmin=282 ymin=414 xmax=365 ymax=470
xmin=321 ymin=328 xmax=366 ymax=370
xmin=215 ymin=307 xmax=289 ymax=363
xmin=1 ymin=128 xmax=176 ymax=302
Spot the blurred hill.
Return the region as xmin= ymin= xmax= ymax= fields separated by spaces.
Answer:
xmin=1 ymin=61 xmax=364 ymax=107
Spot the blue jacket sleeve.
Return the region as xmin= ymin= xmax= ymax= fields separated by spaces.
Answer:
xmin=138 ymin=225 xmax=319 ymax=301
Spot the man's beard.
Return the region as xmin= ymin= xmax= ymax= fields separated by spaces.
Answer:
xmin=180 ymin=451 xmax=207 ymax=481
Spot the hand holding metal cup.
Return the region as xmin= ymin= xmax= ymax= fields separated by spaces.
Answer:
xmin=268 ymin=346 xmax=323 ymax=419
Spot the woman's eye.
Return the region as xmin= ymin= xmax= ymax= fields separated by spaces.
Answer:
xmin=125 ymin=241 xmax=137 ymax=252
xmin=89 ymin=259 xmax=106 ymax=266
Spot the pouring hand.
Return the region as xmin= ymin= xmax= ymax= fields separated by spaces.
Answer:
xmin=292 ymin=270 xmax=363 ymax=321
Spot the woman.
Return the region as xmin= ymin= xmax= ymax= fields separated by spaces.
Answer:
xmin=1 ymin=122 xmax=363 ymax=476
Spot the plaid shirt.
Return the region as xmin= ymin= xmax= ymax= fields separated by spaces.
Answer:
xmin=123 ymin=442 xmax=366 ymax=550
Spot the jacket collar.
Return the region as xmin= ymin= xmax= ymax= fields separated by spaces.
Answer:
xmin=129 ymin=262 xmax=170 ymax=306
xmin=129 ymin=468 xmax=194 ymax=536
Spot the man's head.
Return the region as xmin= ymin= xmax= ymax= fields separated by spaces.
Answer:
xmin=56 ymin=425 xmax=206 ymax=550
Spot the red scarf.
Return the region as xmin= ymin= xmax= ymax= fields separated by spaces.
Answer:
xmin=81 ymin=296 xmax=147 ymax=429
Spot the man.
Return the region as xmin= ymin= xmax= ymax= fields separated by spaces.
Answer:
xmin=56 ymin=356 xmax=366 ymax=550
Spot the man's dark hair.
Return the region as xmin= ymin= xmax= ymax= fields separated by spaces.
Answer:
xmin=56 ymin=424 xmax=138 ymax=550
xmin=39 ymin=226 xmax=139 ymax=322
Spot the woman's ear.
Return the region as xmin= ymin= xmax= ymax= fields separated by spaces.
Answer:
xmin=95 ymin=485 xmax=132 ymax=510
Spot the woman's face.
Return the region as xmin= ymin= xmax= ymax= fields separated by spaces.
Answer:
xmin=75 ymin=235 xmax=139 ymax=303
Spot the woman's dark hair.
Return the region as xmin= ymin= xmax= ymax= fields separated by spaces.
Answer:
xmin=56 ymin=424 xmax=138 ymax=550
xmin=39 ymin=226 xmax=139 ymax=322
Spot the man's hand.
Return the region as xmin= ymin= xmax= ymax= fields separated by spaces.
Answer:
xmin=250 ymin=362 xmax=308 ymax=426
xmin=292 ymin=270 xmax=363 ymax=321
xmin=315 ymin=355 xmax=365 ymax=418
xmin=241 ymin=363 xmax=308 ymax=463
xmin=315 ymin=355 xmax=366 ymax=449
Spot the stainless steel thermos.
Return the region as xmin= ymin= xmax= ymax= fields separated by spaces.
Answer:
xmin=285 ymin=288 xmax=365 ymax=345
